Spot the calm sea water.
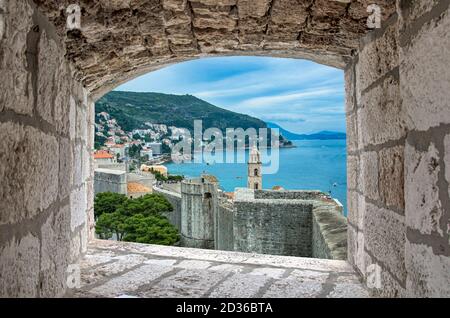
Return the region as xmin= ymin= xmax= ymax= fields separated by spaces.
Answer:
xmin=165 ymin=139 xmax=347 ymax=214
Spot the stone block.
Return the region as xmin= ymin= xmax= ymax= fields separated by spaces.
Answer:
xmin=364 ymin=202 xmax=406 ymax=283
xmin=59 ymin=137 xmax=73 ymax=200
xmin=358 ymin=75 xmax=408 ymax=147
xmin=0 ymin=234 xmax=40 ymax=297
xmin=37 ymin=30 xmax=59 ymax=125
xmin=405 ymin=142 xmax=444 ymax=236
xmin=69 ymin=96 xmax=76 ymax=140
xmin=70 ymin=184 xmax=87 ymax=232
xmin=345 ymin=65 xmax=355 ymax=113
xmin=445 ymin=134 xmax=450 ymax=198
xmin=357 ymin=21 xmax=399 ymax=91
xmin=379 ymin=145 xmax=405 ymax=211
xmin=348 ymin=191 xmax=366 ymax=231
xmin=399 ymin=0 xmax=441 ymax=32
xmin=346 ymin=112 xmax=358 ymax=152
xmin=238 ymin=0 xmax=271 ymax=18
xmin=0 ymin=122 xmax=59 ymax=225
xmin=0 ymin=0 xmax=34 ymax=115
xmin=400 ymin=7 xmax=450 ymax=131
xmin=162 ymin=0 xmax=188 ymax=12
xmin=73 ymin=143 xmax=83 ymax=187
xmin=405 ymin=240 xmax=450 ymax=297
xmin=363 ymin=251 xmax=407 ymax=298
xmin=360 ymin=151 xmax=379 ymax=201
xmin=76 ymin=103 xmax=88 ymax=144
xmin=347 ymin=155 xmax=359 ymax=190
xmin=40 ymin=205 xmax=71 ymax=297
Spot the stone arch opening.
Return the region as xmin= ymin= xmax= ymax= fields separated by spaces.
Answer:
xmin=1 ymin=0 xmax=449 ymax=298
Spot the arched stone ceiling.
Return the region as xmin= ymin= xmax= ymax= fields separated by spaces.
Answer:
xmin=32 ymin=0 xmax=396 ymax=99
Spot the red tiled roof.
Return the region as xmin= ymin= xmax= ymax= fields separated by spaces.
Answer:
xmin=94 ymin=150 xmax=114 ymax=159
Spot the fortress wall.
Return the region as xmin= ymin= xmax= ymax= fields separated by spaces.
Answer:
xmin=95 ymin=163 xmax=126 ymax=171
xmin=0 ymin=0 xmax=93 ymax=297
xmin=233 ymin=195 xmax=314 ymax=257
xmin=312 ymin=204 xmax=348 ymax=260
xmin=94 ymin=169 xmax=127 ymax=195
xmin=346 ymin=0 xmax=450 ymax=297
xmin=153 ymin=186 xmax=182 ymax=231
xmin=215 ymin=200 xmax=234 ymax=251
xmin=180 ymin=181 xmax=216 ymax=249
xmin=254 ymin=190 xmax=327 ymax=200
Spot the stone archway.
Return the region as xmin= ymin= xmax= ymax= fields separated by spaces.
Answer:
xmin=1 ymin=0 xmax=449 ymax=298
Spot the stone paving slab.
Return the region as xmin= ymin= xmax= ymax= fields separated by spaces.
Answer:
xmin=72 ymin=240 xmax=369 ymax=298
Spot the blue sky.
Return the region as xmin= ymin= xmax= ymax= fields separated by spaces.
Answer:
xmin=116 ymin=56 xmax=345 ymax=134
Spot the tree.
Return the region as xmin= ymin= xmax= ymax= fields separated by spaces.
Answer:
xmin=94 ymin=192 xmax=128 ymax=219
xmin=95 ymin=211 xmax=127 ymax=240
xmin=122 ymin=214 xmax=179 ymax=245
xmin=162 ymin=142 xmax=172 ymax=154
xmin=94 ymin=135 xmax=107 ymax=150
xmin=128 ymin=144 xmax=142 ymax=159
xmin=94 ymin=193 xmax=179 ymax=246
xmin=116 ymin=194 xmax=173 ymax=217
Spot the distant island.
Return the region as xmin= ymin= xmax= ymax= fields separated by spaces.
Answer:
xmin=267 ymin=122 xmax=346 ymax=140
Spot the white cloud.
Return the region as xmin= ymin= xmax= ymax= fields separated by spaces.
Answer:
xmin=238 ymin=87 xmax=342 ymax=108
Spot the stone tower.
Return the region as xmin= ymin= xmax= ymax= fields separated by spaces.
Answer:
xmin=180 ymin=176 xmax=218 ymax=249
xmin=247 ymin=146 xmax=262 ymax=190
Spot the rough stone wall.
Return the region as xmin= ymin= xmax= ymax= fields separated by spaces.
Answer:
xmin=215 ymin=199 xmax=234 ymax=251
xmin=153 ymin=186 xmax=182 ymax=231
xmin=30 ymin=0 xmax=397 ymax=99
xmin=0 ymin=0 xmax=93 ymax=297
xmin=254 ymin=190 xmax=328 ymax=200
xmin=312 ymin=204 xmax=348 ymax=260
xmin=346 ymin=0 xmax=450 ymax=297
xmin=180 ymin=180 xmax=217 ymax=249
xmin=93 ymin=169 xmax=127 ymax=195
xmin=233 ymin=189 xmax=314 ymax=257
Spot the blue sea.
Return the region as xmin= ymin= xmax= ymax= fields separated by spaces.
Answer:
xmin=165 ymin=140 xmax=347 ymax=214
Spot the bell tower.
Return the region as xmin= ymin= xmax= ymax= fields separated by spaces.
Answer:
xmin=248 ymin=145 xmax=262 ymax=190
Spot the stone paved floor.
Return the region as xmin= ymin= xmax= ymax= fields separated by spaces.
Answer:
xmin=72 ymin=239 xmax=369 ymax=298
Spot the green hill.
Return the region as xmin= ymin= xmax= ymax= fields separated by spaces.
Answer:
xmin=95 ymin=91 xmax=267 ymax=133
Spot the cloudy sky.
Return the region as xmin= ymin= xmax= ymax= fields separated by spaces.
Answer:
xmin=116 ymin=56 xmax=345 ymax=134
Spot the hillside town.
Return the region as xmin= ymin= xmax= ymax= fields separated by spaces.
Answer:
xmin=94 ymin=111 xmax=187 ymax=167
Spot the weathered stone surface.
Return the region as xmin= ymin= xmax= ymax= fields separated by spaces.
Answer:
xmin=405 ymin=241 xmax=450 ymax=297
xmin=347 ymin=191 xmax=365 ymax=230
xmin=405 ymin=142 xmax=444 ymax=236
xmin=0 ymin=122 xmax=59 ymax=225
xmin=30 ymin=0 xmax=396 ymax=95
xmin=59 ymin=137 xmax=73 ymax=200
xmin=358 ymin=75 xmax=408 ymax=147
xmin=399 ymin=0 xmax=441 ymax=32
xmin=357 ymin=20 xmax=399 ymax=91
xmin=40 ymin=205 xmax=71 ymax=297
xmin=346 ymin=111 xmax=358 ymax=152
xmin=379 ymin=146 xmax=405 ymax=211
xmin=364 ymin=251 xmax=407 ymax=298
xmin=74 ymin=239 xmax=369 ymax=298
xmin=0 ymin=0 xmax=34 ymax=115
xmin=400 ymin=6 xmax=450 ymax=131
xmin=347 ymin=155 xmax=359 ymax=190
xmin=210 ymin=272 xmax=271 ymax=298
xmin=345 ymin=65 xmax=355 ymax=113
xmin=70 ymin=184 xmax=87 ymax=232
xmin=360 ymin=151 xmax=379 ymax=201
xmin=364 ymin=202 xmax=406 ymax=283
xmin=347 ymin=225 xmax=365 ymax=276
xmin=0 ymin=234 xmax=40 ymax=297
xmin=445 ymin=135 xmax=450 ymax=198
